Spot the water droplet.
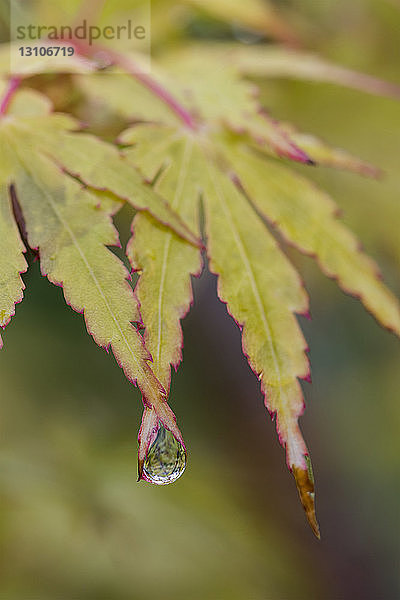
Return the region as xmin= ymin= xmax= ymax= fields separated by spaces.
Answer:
xmin=142 ymin=424 xmax=186 ymax=485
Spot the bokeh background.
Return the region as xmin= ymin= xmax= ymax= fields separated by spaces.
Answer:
xmin=1 ymin=0 xmax=400 ymax=598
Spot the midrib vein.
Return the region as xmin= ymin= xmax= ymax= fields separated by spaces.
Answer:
xmin=206 ymin=163 xmax=283 ymax=390
xmin=155 ymin=138 xmax=194 ymax=366
xmin=11 ymin=141 xmax=148 ymax=383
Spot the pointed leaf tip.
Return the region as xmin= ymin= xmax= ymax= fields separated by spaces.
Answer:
xmin=292 ymin=458 xmax=320 ymax=539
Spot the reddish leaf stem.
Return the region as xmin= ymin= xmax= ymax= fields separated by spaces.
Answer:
xmin=105 ymin=48 xmax=197 ymax=130
xmin=73 ymin=40 xmax=198 ymax=131
xmin=0 ymin=77 xmax=21 ymax=116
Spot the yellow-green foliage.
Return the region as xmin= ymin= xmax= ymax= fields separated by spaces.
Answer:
xmin=1 ymin=0 xmax=399 ymax=538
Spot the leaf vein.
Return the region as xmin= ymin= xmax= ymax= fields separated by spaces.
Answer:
xmin=6 ymin=130 xmax=147 ymax=380
xmin=155 ymin=138 xmax=194 ymax=364
xmin=206 ymin=163 xmax=283 ymax=392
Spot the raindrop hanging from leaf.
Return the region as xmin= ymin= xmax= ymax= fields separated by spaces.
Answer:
xmin=141 ymin=424 xmax=187 ymax=485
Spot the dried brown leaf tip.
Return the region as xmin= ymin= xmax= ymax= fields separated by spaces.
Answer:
xmin=292 ymin=456 xmax=320 ymax=539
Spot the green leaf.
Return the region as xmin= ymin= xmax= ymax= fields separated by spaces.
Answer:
xmin=259 ymin=122 xmax=381 ymax=178
xmin=121 ymin=125 xmax=203 ymax=473
xmin=119 ymin=94 xmax=399 ymax=531
xmin=77 ymin=55 xmax=311 ymax=163
xmin=3 ymin=85 xmax=53 ymax=117
xmin=160 ymin=47 xmax=384 ymax=170
xmin=202 ymin=162 xmax=310 ymax=410
xmin=201 ymin=153 xmax=320 ymax=538
xmin=3 ymin=95 xmax=200 ymax=246
xmin=0 ymin=184 xmax=27 ymax=347
xmin=121 ymin=123 xmax=319 ymax=534
xmin=160 ymin=50 xmax=312 ymax=164
xmin=123 ymin=126 xmax=203 ymax=391
xmin=0 ymin=92 xmax=188 ymax=443
xmin=237 ymin=110 xmax=381 ymax=177
xmin=219 ymin=137 xmax=400 ymax=335
xmin=78 ymin=46 xmax=383 ymax=171
xmin=16 ymin=154 xmax=181 ymax=440
xmin=224 ymin=45 xmax=400 ymax=99
xmin=76 ymin=69 xmax=181 ymax=126
xmin=1 ymin=26 xmax=398 ymax=535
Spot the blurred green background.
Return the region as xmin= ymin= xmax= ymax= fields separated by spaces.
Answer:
xmin=1 ymin=0 xmax=400 ymax=598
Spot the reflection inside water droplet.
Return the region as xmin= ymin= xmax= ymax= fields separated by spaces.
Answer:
xmin=143 ymin=425 xmax=186 ymax=485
